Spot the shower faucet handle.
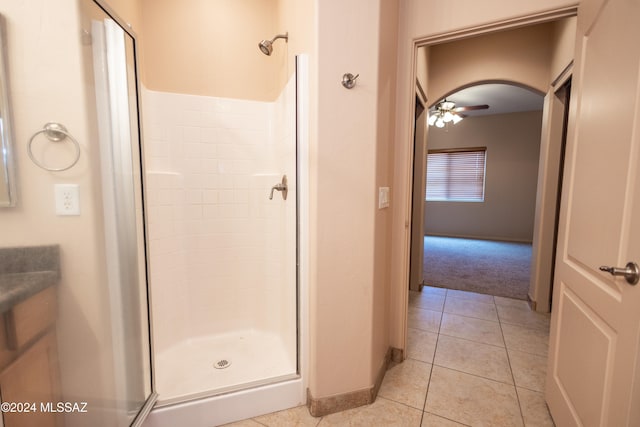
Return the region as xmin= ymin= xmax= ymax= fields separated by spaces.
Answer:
xmin=269 ymin=175 xmax=288 ymax=200
xmin=269 ymin=184 xmax=286 ymax=199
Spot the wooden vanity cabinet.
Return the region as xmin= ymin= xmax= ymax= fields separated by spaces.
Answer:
xmin=0 ymin=287 xmax=61 ymax=427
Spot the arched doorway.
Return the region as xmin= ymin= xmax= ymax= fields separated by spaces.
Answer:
xmin=418 ymin=82 xmax=544 ymax=300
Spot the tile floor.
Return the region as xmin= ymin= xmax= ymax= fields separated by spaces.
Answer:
xmin=225 ymin=286 xmax=554 ymax=426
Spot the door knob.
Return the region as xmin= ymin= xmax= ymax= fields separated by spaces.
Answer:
xmin=599 ymin=262 xmax=639 ymax=285
xmin=269 ymin=175 xmax=288 ymax=200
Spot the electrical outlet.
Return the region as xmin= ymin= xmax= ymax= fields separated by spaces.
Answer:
xmin=55 ymin=184 xmax=80 ymax=216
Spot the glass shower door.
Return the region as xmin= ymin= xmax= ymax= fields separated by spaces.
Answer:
xmin=77 ymin=0 xmax=156 ymax=424
xmin=0 ymin=0 xmax=154 ymax=425
xmin=80 ymin=0 xmax=157 ymax=426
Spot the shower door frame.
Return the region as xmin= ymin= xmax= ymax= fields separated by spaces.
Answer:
xmin=90 ymin=0 xmax=158 ymax=426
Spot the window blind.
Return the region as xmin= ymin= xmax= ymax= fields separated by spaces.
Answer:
xmin=426 ymin=148 xmax=486 ymax=202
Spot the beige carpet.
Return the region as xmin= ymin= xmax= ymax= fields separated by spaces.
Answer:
xmin=423 ymin=235 xmax=532 ymax=300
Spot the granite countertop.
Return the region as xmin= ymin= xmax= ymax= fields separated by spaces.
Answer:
xmin=0 ymin=245 xmax=60 ymax=314
xmin=0 ymin=271 xmax=59 ymax=313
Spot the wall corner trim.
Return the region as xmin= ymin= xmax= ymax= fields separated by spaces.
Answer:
xmin=306 ymin=347 xmax=400 ymax=417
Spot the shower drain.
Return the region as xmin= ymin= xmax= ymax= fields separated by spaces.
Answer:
xmin=214 ymin=359 xmax=232 ymax=369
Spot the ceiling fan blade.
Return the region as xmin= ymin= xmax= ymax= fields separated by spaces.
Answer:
xmin=454 ymin=104 xmax=489 ymax=112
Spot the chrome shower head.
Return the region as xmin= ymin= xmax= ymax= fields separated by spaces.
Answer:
xmin=259 ymin=40 xmax=273 ymax=56
xmin=258 ymin=32 xmax=288 ymax=56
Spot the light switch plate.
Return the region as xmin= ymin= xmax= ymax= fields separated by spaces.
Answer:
xmin=378 ymin=187 xmax=390 ymax=209
xmin=55 ymin=184 xmax=80 ymax=215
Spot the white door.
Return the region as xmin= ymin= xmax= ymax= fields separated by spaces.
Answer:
xmin=546 ymin=0 xmax=640 ymax=425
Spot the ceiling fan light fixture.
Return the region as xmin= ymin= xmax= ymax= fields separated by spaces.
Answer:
xmin=443 ymin=111 xmax=454 ymax=122
xmin=428 ymin=97 xmax=485 ymax=127
xmin=441 ymin=101 xmax=455 ymax=110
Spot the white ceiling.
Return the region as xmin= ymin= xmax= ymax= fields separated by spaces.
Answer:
xmin=431 ymin=83 xmax=544 ymax=117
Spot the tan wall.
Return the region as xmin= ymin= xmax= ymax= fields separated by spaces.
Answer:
xmin=276 ymin=0 xmax=315 ymax=87
xmin=416 ymin=46 xmax=428 ymax=93
xmin=529 ymin=90 xmax=566 ymax=311
xmin=550 ymin=17 xmax=577 ymax=82
xmin=313 ymin=0 xmax=378 ymax=398
xmin=390 ymin=0 xmax=578 ymax=351
xmin=428 ymin=23 xmax=553 ymax=103
xmin=103 ymin=0 xmax=142 ymax=31
xmin=139 ymin=0 xmax=314 ymax=100
xmin=140 ymin=0 xmax=281 ymax=101
xmin=424 ymin=111 xmax=543 ymax=242
xmin=372 ymin=0 xmax=399 ymax=387
xmin=409 ymin=47 xmax=429 ymax=291
xmin=529 ymin=16 xmax=576 ymax=311
xmin=311 ymin=0 xmax=398 ymax=399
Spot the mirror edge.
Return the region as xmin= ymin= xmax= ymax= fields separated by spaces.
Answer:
xmin=0 ymin=13 xmax=17 ymax=207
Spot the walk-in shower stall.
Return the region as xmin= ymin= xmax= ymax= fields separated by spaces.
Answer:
xmin=141 ymin=2 xmax=308 ymax=425
xmin=143 ymin=66 xmax=304 ymax=397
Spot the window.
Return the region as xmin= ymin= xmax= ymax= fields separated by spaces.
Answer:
xmin=425 ymin=148 xmax=486 ymax=202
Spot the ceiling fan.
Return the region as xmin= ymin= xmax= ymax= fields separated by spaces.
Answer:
xmin=428 ymin=99 xmax=489 ymax=127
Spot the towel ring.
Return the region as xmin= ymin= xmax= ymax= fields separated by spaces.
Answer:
xmin=28 ymin=122 xmax=81 ymax=172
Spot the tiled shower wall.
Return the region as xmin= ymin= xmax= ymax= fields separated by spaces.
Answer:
xmin=143 ymin=77 xmax=297 ymax=355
